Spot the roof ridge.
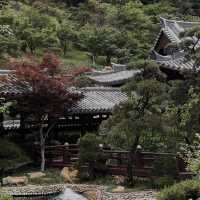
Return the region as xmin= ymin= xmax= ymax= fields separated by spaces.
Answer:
xmin=88 ymin=69 xmax=139 ymax=77
xmin=160 ymin=17 xmax=200 ymax=25
xmin=79 ymin=87 xmax=122 ymax=92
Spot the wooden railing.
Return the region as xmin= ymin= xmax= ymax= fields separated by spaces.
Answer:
xmin=34 ymin=145 xmax=190 ymax=179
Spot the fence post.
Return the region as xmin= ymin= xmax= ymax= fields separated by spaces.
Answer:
xmin=134 ymin=146 xmax=143 ymax=176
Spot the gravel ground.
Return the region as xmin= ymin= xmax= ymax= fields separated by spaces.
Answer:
xmin=102 ymin=190 xmax=157 ymax=200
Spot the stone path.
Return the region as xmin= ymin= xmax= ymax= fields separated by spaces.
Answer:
xmin=66 ymin=184 xmax=158 ymax=200
xmin=102 ymin=190 xmax=157 ymax=200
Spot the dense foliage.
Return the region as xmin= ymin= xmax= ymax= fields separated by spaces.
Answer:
xmin=0 ymin=0 xmax=177 ymax=67
xmin=158 ymin=180 xmax=200 ymax=200
xmin=0 ymin=0 xmax=200 ymax=189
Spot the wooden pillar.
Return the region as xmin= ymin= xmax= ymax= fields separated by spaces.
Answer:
xmin=80 ymin=114 xmax=87 ymax=137
xmin=20 ymin=113 xmax=26 ymax=129
xmin=0 ymin=112 xmax=4 ymax=133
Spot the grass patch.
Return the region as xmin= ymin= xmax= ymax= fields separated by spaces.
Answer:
xmin=0 ymin=139 xmax=30 ymax=171
xmin=11 ymin=167 xmax=64 ymax=185
xmin=61 ymin=49 xmax=93 ymax=69
xmin=29 ymin=168 xmax=64 ymax=185
xmin=0 ymin=189 xmax=12 ymax=200
xmin=61 ymin=49 xmax=104 ymax=70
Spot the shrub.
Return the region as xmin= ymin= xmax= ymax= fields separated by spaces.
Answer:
xmin=0 ymin=139 xmax=30 ymax=170
xmin=153 ymin=176 xmax=174 ymax=189
xmin=78 ymin=133 xmax=106 ymax=180
xmin=158 ymin=180 xmax=200 ymax=200
xmin=152 ymin=155 xmax=178 ymax=178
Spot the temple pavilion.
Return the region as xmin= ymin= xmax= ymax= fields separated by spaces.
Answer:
xmin=151 ymin=17 xmax=200 ymax=79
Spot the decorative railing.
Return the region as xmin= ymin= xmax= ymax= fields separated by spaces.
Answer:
xmin=34 ymin=144 xmax=191 ymax=179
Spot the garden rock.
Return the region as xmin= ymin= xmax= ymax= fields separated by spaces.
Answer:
xmin=83 ymin=190 xmax=98 ymax=200
xmin=112 ymin=186 xmax=125 ymax=193
xmin=2 ymin=176 xmax=28 ymax=186
xmin=27 ymin=172 xmax=46 ymax=179
xmin=113 ymin=176 xmax=125 ymax=185
xmin=61 ymin=167 xmax=78 ymax=183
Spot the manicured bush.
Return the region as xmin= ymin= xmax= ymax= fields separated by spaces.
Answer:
xmin=78 ymin=133 xmax=107 ymax=180
xmin=158 ymin=180 xmax=200 ymax=200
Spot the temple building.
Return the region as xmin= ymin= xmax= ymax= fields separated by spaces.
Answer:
xmin=0 ymin=69 xmax=129 ymax=134
xmin=151 ymin=17 xmax=200 ymax=79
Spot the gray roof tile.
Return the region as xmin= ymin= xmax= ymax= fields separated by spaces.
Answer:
xmin=87 ymin=70 xmax=141 ymax=86
xmin=70 ymin=87 xmax=128 ymax=114
xmin=160 ymin=17 xmax=200 ymax=43
xmin=0 ymin=80 xmax=128 ymax=114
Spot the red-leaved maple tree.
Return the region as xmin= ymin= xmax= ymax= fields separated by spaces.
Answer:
xmin=6 ymin=53 xmax=87 ymax=171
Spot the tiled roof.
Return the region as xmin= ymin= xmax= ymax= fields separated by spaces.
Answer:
xmin=0 ymin=73 xmax=31 ymax=95
xmin=87 ymin=69 xmax=141 ymax=86
xmin=160 ymin=17 xmax=200 ymax=43
xmin=70 ymin=87 xmax=128 ymax=114
xmin=152 ymin=50 xmax=195 ymax=71
xmin=152 ymin=18 xmax=200 ymax=72
xmin=0 ymin=79 xmax=128 ymax=114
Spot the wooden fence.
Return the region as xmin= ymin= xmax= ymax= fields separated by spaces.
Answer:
xmin=34 ymin=144 xmax=192 ymax=179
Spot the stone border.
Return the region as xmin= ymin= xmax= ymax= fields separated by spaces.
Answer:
xmin=5 ymin=185 xmax=65 ymax=197
xmin=66 ymin=184 xmax=102 ymax=200
xmin=4 ymin=184 xmax=103 ymax=200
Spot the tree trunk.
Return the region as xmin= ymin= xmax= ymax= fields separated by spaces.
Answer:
xmin=88 ymin=161 xmax=95 ymax=180
xmin=63 ymin=42 xmax=67 ymax=56
xmin=106 ymin=55 xmax=111 ymax=65
xmin=40 ymin=127 xmax=45 ymax=172
xmin=127 ymin=150 xmax=134 ymax=185
xmin=92 ymin=55 xmax=96 ymax=65
xmin=127 ymin=136 xmax=140 ymax=186
xmin=39 ymin=121 xmax=57 ymax=172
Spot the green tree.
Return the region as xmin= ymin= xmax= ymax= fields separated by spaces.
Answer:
xmin=57 ymin=21 xmax=76 ymax=56
xmin=79 ymin=25 xmax=101 ymax=65
xmin=163 ymin=27 xmax=200 ymax=150
xmin=0 ymin=34 xmax=19 ymax=56
xmin=0 ymin=6 xmax=59 ymax=54
xmin=101 ymin=63 xmax=168 ymax=185
xmin=179 ymin=27 xmax=200 ymax=72
xmin=15 ymin=8 xmax=59 ymax=53
xmin=79 ymin=133 xmax=103 ymax=180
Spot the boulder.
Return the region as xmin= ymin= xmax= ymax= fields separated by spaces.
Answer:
xmin=61 ymin=167 xmax=78 ymax=183
xmin=27 ymin=172 xmax=46 ymax=179
xmin=2 ymin=176 xmax=28 ymax=186
xmin=112 ymin=186 xmax=125 ymax=193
